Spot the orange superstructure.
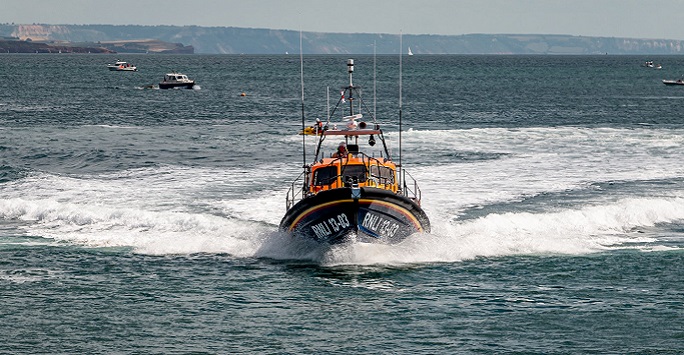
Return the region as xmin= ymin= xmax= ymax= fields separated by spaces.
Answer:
xmin=309 ymin=154 xmax=398 ymax=194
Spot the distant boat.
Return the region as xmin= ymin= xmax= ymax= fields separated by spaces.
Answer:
xmin=643 ymin=61 xmax=662 ymax=69
xmin=159 ymin=72 xmax=196 ymax=89
xmin=663 ymin=79 xmax=684 ymax=86
xmin=107 ymin=60 xmax=138 ymax=71
xmin=408 ymin=47 xmax=413 ymax=56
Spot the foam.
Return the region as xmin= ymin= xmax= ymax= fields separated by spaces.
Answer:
xmin=403 ymin=127 xmax=684 ymax=217
xmin=0 ymin=197 xmax=272 ymax=256
xmin=2 ymin=126 xmax=684 ymax=265
xmin=0 ymin=268 xmax=62 ymax=284
xmin=299 ymin=197 xmax=684 ymax=266
xmin=2 ymin=194 xmax=681 ymax=265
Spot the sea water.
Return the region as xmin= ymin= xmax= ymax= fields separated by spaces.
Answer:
xmin=1 ymin=54 xmax=683 ymax=353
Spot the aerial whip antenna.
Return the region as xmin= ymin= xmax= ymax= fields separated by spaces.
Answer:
xmin=398 ymin=31 xmax=403 ymax=190
xmin=373 ymin=40 xmax=377 ymax=120
xmin=299 ymin=30 xmax=306 ymax=168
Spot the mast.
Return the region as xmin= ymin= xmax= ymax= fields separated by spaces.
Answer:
xmin=347 ymin=58 xmax=354 ymax=116
xmin=398 ymin=32 xmax=403 ymax=190
xmin=373 ymin=41 xmax=377 ymax=120
xmin=299 ymin=30 xmax=306 ymax=169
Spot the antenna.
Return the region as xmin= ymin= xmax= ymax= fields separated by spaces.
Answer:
xmin=299 ymin=30 xmax=306 ymax=168
xmin=398 ymin=32 xmax=403 ymax=189
xmin=373 ymin=40 xmax=377 ymax=121
xmin=347 ymin=58 xmax=354 ymax=116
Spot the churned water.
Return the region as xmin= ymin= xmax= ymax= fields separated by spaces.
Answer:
xmin=1 ymin=54 xmax=684 ymax=353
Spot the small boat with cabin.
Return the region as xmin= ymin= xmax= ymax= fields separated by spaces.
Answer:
xmin=279 ymin=59 xmax=430 ymax=244
xmin=159 ymin=73 xmax=196 ymax=89
xmin=107 ymin=60 xmax=137 ymax=71
xmin=663 ymin=79 xmax=684 ymax=86
xmin=643 ymin=61 xmax=662 ymax=69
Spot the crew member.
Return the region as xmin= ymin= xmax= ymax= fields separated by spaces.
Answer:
xmin=333 ymin=142 xmax=348 ymax=158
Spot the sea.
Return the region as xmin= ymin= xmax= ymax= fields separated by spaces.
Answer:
xmin=1 ymin=53 xmax=684 ymax=354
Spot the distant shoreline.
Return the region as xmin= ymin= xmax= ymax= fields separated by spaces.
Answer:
xmin=0 ymin=39 xmax=114 ymax=54
xmin=0 ymin=37 xmax=193 ymax=54
xmin=3 ymin=24 xmax=684 ymax=54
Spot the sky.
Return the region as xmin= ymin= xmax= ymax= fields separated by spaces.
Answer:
xmin=4 ymin=0 xmax=684 ymax=40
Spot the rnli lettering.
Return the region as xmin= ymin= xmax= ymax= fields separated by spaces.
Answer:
xmin=362 ymin=212 xmax=400 ymax=238
xmin=311 ymin=221 xmax=332 ymax=239
xmin=311 ymin=213 xmax=350 ymax=239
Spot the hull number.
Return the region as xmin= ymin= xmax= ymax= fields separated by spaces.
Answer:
xmin=362 ymin=212 xmax=400 ymax=238
xmin=311 ymin=213 xmax=350 ymax=239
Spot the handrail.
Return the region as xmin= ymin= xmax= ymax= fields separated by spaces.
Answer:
xmin=285 ymin=171 xmax=306 ymax=209
xmin=401 ymin=170 xmax=422 ymax=205
xmin=285 ymin=157 xmax=422 ymax=207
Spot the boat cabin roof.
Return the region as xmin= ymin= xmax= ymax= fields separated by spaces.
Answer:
xmin=164 ymin=73 xmax=190 ymax=80
xmin=320 ymin=115 xmax=381 ymax=136
xmin=323 ymin=128 xmax=381 ymax=136
xmin=314 ymin=155 xmax=395 ymax=167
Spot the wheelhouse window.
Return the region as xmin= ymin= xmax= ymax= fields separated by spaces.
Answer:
xmin=313 ymin=166 xmax=338 ymax=186
xmin=341 ymin=165 xmax=367 ymax=184
xmin=369 ymin=165 xmax=395 ymax=184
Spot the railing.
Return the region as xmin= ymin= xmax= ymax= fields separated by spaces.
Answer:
xmin=285 ymin=159 xmax=422 ymax=208
xmin=401 ymin=169 xmax=422 ymax=205
xmin=285 ymin=171 xmax=307 ymax=210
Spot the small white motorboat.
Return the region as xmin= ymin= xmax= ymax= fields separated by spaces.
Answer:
xmin=107 ymin=60 xmax=137 ymax=71
xmin=663 ymin=79 xmax=684 ymax=86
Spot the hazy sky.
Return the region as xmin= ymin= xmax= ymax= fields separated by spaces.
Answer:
xmin=4 ymin=0 xmax=684 ymax=40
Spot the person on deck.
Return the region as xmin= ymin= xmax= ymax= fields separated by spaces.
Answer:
xmin=332 ymin=142 xmax=348 ymax=158
xmin=314 ymin=118 xmax=323 ymax=135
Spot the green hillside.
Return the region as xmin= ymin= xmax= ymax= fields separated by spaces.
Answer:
xmin=1 ymin=24 xmax=683 ymax=55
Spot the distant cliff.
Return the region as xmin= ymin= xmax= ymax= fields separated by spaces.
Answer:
xmin=1 ymin=23 xmax=683 ymax=55
xmin=0 ymin=24 xmax=194 ymax=54
xmin=0 ymin=37 xmax=114 ymax=53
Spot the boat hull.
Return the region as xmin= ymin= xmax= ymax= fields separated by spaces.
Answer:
xmin=107 ymin=66 xmax=137 ymax=71
xmin=279 ymin=187 xmax=430 ymax=244
xmin=159 ymin=82 xmax=195 ymax=89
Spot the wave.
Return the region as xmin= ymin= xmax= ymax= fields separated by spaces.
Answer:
xmin=1 ymin=195 xmax=682 ymax=265
xmin=404 ymin=126 xmax=684 ymax=217
xmin=81 ymin=124 xmax=140 ymax=129
xmin=3 ymin=126 xmax=684 ymax=265
xmin=261 ymin=196 xmax=684 ymax=266
xmin=0 ymin=165 xmax=28 ymax=184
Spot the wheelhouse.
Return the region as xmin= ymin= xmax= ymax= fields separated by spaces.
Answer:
xmin=309 ymin=155 xmax=398 ymax=194
xmin=284 ymin=59 xmax=423 ymax=211
xmin=163 ymin=73 xmax=190 ymax=82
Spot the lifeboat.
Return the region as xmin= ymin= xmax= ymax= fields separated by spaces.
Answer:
xmin=298 ymin=126 xmax=323 ymax=136
xmin=279 ymin=59 xmax=430 ymax=244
